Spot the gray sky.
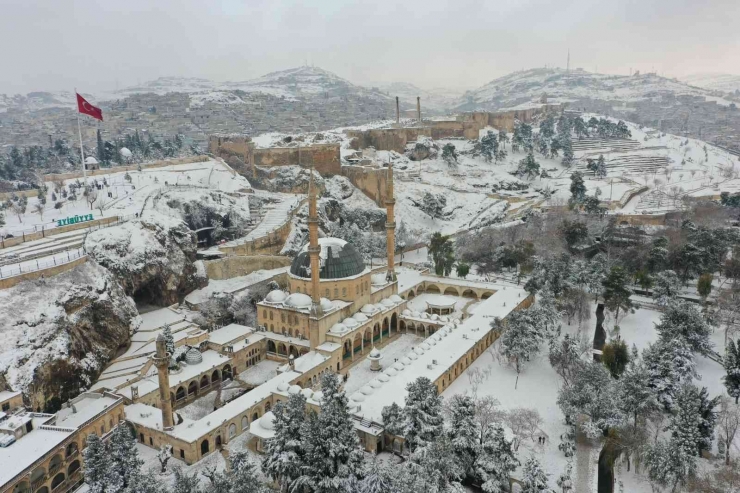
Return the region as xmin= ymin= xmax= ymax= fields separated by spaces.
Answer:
xmin=1 ymin=0 xmax=738 ymax=94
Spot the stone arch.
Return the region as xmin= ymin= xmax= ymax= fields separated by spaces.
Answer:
xmin=49 ymin=453 xmax=63 ymax=474
xmin=176 ymin=386 xmax=186 ymax=400
xmin=400 ymin=320 xmax=406 ymax=332
xmin=66 ymin=441 xmax=79 ymax=458
xmin=443 ymin=286 xmax=459 ymax=296
xmin=188 ymin=381 xmax=198 ymax=396
xmin=13 ymin=481 xmax=29 ymax=493
xmin=222 ymin=365 xmax=232 ymax=380
xmin=461 ymin=289 xmax=477 ymax=299
xmin=299 ymin=348 xmax=309 ymax=356
xmin=67 ymin=460 xmax=81 ymax=475
xmin=252 ymin=412 xmax=259 ymax=422
xmin=216 ymin=435 xmax=222 ymax=448
xmin=364 ymin=328 xmax=372 ymax=346
xmin=289 ymin=346 xmax=299 ymax=358
xmin=407 ymin=291 xmax=416 ymax=300
xmin=353 ymin=334 xmax=362 ymax=354
xmin=382 ymin=317 xmax=389 ymax=335
xmin=241 ymin=415 xmax=249 ymax=430
xmin=267 ymin=340 xmax=276 ymax=353
xmin=265 ymin=402 xmax=271 ymax=413
xmin=425 ymin=284 xmax=441 ymax=294
xmin=30 ymin=466 xmax=45 ymax=486
xmin=343 ymin=340 xmax=352 ymax=358
xmin=201 ymin=439 xmax=210 ymax=455
xmin=277 ymin=343 xmax=287 ymax=356
xmin=481 ymin=291 xmax=494 ymax=300
xmin=391 ymin=312 xmax=398 ymax=332
xmin=51 ymin=473 xmax=65 ymax=490
xmin=211 ymin=369 xmax=221 ymax=384
xmin=36 ymin=488 xmax=48 ymax=493
xmin=200 ymin=375 xmax=210 ymax=389
xmin=228 ymin=423 xmax=237 ymax=438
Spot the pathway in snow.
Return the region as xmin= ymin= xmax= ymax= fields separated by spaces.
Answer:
xmin=223 ymin=193 xmax=303 ymax=246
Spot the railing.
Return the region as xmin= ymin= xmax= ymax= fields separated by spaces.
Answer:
xmin=0 ymin=250 xmax=85 ymax=279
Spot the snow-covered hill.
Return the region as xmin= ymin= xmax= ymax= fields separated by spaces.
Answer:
xmin=371 ymin=81 xmax=468 ymax=112
xmin=0 ymin=90 xmax=78 ymax=113
xmin=456 ymin=67 xmax=732 ymax=111
xmin=682 ymin=72 xmax=740 ymax=95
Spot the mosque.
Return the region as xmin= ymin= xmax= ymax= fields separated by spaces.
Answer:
xmin=111 ymin=165 xmax=532 ymax=463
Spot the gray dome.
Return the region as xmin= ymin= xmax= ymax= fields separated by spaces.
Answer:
xmin=184 ymin=347 xmax=203 ymax=365
xmin=290 ymin=238 xmax=365 ymax=280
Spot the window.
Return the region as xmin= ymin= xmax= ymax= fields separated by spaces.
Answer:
xmin=342 ymin=288 xmax=346 ymax=297
xmin=269 ymin=311 xmax=273 ymax=321
xmin=281 ymin=313 xmax=285 ymax=323
xmin=149 ymin=437 xmax=154 ymax=446
xmin=180 ymin=449 xmax=185 ymax=459
xmin=356 ymin=286 xmax=359 ymax=295
xmin=325 ymin=289 xmax=330 ymax=297
xmin=334 ymin=288 xmax=338 ymax=298
xmin=263 ymin=310 xmax=267 ymax=318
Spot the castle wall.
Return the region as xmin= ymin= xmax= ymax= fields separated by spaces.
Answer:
xmin=341 ymin=165 xmax=389 ymax=206
xmin=252 ymin=144 xmax=341 ymax=176
xmin=203 ymin=256 xmax=291 ymax=280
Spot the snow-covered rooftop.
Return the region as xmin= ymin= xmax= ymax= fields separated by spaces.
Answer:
xmin=206 ymin=324 xmax=253 ymax=346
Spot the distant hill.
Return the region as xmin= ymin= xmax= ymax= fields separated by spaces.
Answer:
xmin=0 ymin=90 xmax=78 ymax=113
xmin=370 ymin=81 xmax=468 ymax=113
xmin=682 ymin=73 xmax=740 ymax=95
xmin=455 ymin=67 xmax=729 ymax=111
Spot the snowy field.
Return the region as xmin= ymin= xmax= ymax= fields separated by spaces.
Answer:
xmin=343 ymin=334 xmax=424 ymax=396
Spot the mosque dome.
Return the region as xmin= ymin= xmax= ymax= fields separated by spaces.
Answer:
xmin=312 ymin=391 xmax=324 ymax=403
xmin=381 ymin=298 xmax=394 ymax=308
xmin=285 ymin=293 xmax=312 ymax=309
xmin=300 ymin=388 xmax=314 ymax=399
xmin=320 ymin=298 xmax=334 ymax=311
xmin=265 ymin=290 xmax=288 ymax=303
xmin=260 ymin=412 xmax=275 ymax=431
xmin=290 ymin=238 xmax=365 ymax=280
xmin=184 ymin=347 xmax=203 ymax=365
xmin=288 ymin=385 xmax=301 ymax=395
xmin=390 ymin=294 xmax=403 ymax=303
xmin=342 ymin=318 xmax=359 ymax=328
xmin=353 ymin=312 xmax=369 ymax=322
xmin=371 ymin=274 xmax=386 ymax=286
xmin=330 ymin=323 xmax=348 ymax=334
xmin=361 ymin=304 xmax=377 ymax=315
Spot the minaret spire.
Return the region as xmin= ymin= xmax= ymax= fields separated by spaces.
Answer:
xmin=153 ymin=334 xmax=174 ymax=430
xmin=307 ymin=168 xmax=323 ymax=317
xmin=385 ymin=162 xmax=397 ymax=282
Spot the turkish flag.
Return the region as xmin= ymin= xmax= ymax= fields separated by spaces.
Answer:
xmin=76 ymin=93 xmax=103 ymax=121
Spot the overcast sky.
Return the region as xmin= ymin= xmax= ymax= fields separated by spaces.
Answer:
xmin=1 ymin=0 xmax=738 ymax=95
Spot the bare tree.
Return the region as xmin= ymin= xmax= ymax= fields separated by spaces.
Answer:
xmin=85 ymin=185 xmax=98 ymax=210
xmin=157 ymin=444 xmax=172 ymax=473
xmin=505 ymin=407 xmax=542 ymax=448
xmin=718 ymin=396 xmax=740 ymax=466
xmin=33 ymin=202 xmax=45 ymax=220
xmin=95 ymin=195 xmax=108 ymax=217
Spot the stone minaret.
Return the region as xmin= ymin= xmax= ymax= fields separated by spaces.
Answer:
xmin=153 ymin=334 xmax=174 ymax=430
xmin=385 ymin=163 xmax=397 ymax=282
xmin=307 ymin=168 xmax=323 ymax=317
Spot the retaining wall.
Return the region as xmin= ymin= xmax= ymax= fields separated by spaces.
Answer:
xmin=0 ymin=256 xmax=87 ymax=290
xmin=1 ymin=215 xmax=121 ymax=249
xmin=204 ymin=255 xmax=292 ymax=280
xmin=341 ymin=165 xmax=390 ymax=206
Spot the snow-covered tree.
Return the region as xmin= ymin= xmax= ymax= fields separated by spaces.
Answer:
xmin=442 ymin=143 xmax=458 ymax=167
xmin=262 ymin=392 xmax=307 ymax=490
xmin=717 ymin=396 xmax=740 ymax=465
xmin=157 ymin=444 xmax=172 ymax=473
xmin=381 ymin=401 xmax=404 ymax=436
xmin=652 ymin=270 xmax=682 ymax=306
xmin=645 ymin=438 xmax=696 ymax=493
xmin=568 ymin=171 xmax=587 ymax=207
xmin=419 ymin=191 xmax=447 ymax=220
xmin=447 ymin=395 xmax=479 ymax=476
xmin=404 ymin=376 xmax=444 ymax=452
xmin=171 ymin=467 xmax=201 ymax=493
xmin=556 ymin=462 xmax=574 ymax=493
xmin=108 ymin=425 xmax=144 ymax=490
xmin=669 ymin=383 xmax=705 ymax=458
xmin=724 ymin=338 xmax=740 ymax=404
xmin=429 ymin=232 xmax=455 ymax=276
xmin=617 ymin=350 xmax=659 ymax=430
xmin=478 ymin=131 xmax=499 ymax=163
xmin=408 ymin=435 xmax=465 ymax=492
xmin=229 ymin=451 xmax=268 ymax=493
xmin=573 ymin=117 xmax=588 ymax=140
xmin=595 ymin=154 xmax=607 ymax=178
xmin=520 ymin=456 xmax=549 ymax=492
xmin=602 ymin=266 xmax=633 ymax=323
xmin=359 ymin=455 xmax=396 ymax=493
xmin=516 ymin=152 xmax=540 ymax=180
xmin=84 ymin=434 xmax=121 ymax=493
xmin=643 ymin=337 xmax=697 ymax=410
xmin=549 ymin=334 xmax=585 ymax=386
xmin=655 ymin=301 xmax=713 ymax=356
xmin=476 ymin=424 xmax=518 ymax=493
xmin=557 ymin=361 xmax=624 ymax=437
xmin=296 ymin=373 xmax=364 ymax=492
xmin=500 ymin=309 xmax=546 ymax=389
xmin=560 ymin=137 xmax=574 ymax=167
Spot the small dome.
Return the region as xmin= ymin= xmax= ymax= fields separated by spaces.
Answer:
xmin=288 ymin=385 xmax=301 ymax=395
xmin=428 ymin=339 xmax=437 ymax=346
xmin=285 ymin=293 xmax=312 ymax=309
xmin=440 ymin=316 xmax=449 ymax=323
xmin=369 ymin=347 xmax=381 ymax=358
xmin=390 ymin=294 xmax=403 ymax=303
xmin=185 ymin=348 xmax=203 ymax=365
xmin=265 ymin=290 xmax=287 ymax=303
xmin=414 ymin=347 xmax=425 ymax=355
xmin=374 ymin=303 xmax=385 ymax=312
xmin=320 ymin=298 xmax=334 ymax=311
xmin=312 ymin=391 xmax=324 ymax=402
xmin=411 ymin=311 xmax=421 ymax=317
xmin=330 ymin=323 xmax=348 ymax=334
xmin=361 ymin=304 xmax=377 ymax=315
xmin=360 ymin=385 xmax=374 ymax=395
xmin=353 ymin=312 xmax=369 ymax=322
xmin=277 ymin=382 xmax=290 ymax=392
xmin=343 ymin=318 xmax=359 ymax=328
xmin=421 ymin=343 xmax=430 ymax=350
xmin=371 ymin=274 xmax=386 ymax=286
xmin=392 ymin=362 xmax=405 ymax=371
xmin=401 ymin=357 xmax=412 ymax=365
xmin=385 ymin=368 xmax=398 ymax=376
xmin=453 ymin=319 xmax=461 ymax=324
xmin=408 ymin=353 xmax=418 ymax=360
xmin=431 ymin=314 xmax=440 ymax=321
xmin=381 ymin=298 xmax=394 ymax=307
xmin=260 ymin=412 xmax=276 ymax=430
xmin=350 ymin=393 xmax=365 ymax=402
xmin=120 ymin=147 xmax=132 ymax=158
xmin=85 ymin=156 xmax=98 ymax=165
xmin=378 ymin=374 xmax=390 ymax=382
xmin=420 ymin=312 xmax=429 ymax=319
xmin=402 ymin=309 xmax=411 ymax=316
xmin=369 ymin=379 xmax=383 ymax=388
xmin=300 ymin=388 xmax=314 ymax=399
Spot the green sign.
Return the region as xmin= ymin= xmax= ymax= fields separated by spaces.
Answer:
xmin=57 ymin=214 xmax=94 ymax=227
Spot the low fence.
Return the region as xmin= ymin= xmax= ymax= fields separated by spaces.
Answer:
xmin=1 ymin=215 xmax=134 ymax=249
xmin=0 ymin=253 xmax=87 ymax=290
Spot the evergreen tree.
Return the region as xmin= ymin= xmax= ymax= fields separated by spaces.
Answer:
xmin=441 ymin=143 xmax=458 ymax=167
xmin=696 ymin=386 xmax=719 ymax=456
xmin=568 ymin=171 xmax=587 ymax=208
xmin=262 ymin=392 xmax=307 ymax=490
xmin=419 ymin=192 xmax=447 ymax=220
xmin=521 ymin=456 xmax=549 ymax=492
xmin=403 ymin=377 xmax=444 ymax=452
xmin=602 ymin=266 xmax=633 ymax=322
xmin=647 ymin=237 xmax=669 ymax=273
xmin=476 ymin=424 xmax=518 ymax=493
xmin=549 ymin=334 xmax=585 ymax=386
xmin=560 ymin=136 xmax=574 ymax=167
xmin=556 ymin=462 xmax=574 ymax=493
xmin=652 ymin=270 xmax=682 ymax=306
xmin=84 ymin=433 xmax=121 ymax=493
xmin=644 ymin=337 xmax=697 ymax=410
xmin=97 ymin=129 xmax=106 ymax=164
xmin=655 ymin=301 xmax=713 ymax=356
xmin=230 ymin=451 xmax=268 ymax=493
xmin=380 ymin=401 xmax=404 ymax=436
xmin=429 ymin=232 xmax=455 ymax=276
xmin=573 ymin=117 xmax=588 ymax=140
xmin=296 ymin=373 xmax=364 ymax=493
xmin=172 ymin=467 xmax=201 ymax=493
xmin=645 ymin=438 xmax=696 ymax=493
xmin=455 ymin=262 xmax=470 ymax=279
xmin=618 ymin=350 xmax=659 ymax=429
xmin=108 ymin=425 xmax=144 ymax=490
xmin=724 ymin=338 xmax=740 ymax=404
xmin=602 ymin=338 xmax=630 ymax=378
xmin=500 ymin=308 xmax=546 ymax=389
xmin=447 ymin=395 xmax=478 ymax=476
xmin=162 ymin=324 xmax=175 ymax=356
xmin=478 ymin=131 xmax=499 ymax=163
xmin=516 ymin=152 xmax=541 ymax=180
xmin=359 ymin=455 xmax=396 ymax=493
xmin=697 ymin=273 xmax=713 ymax=301
xmin=595 ymin=154 xmax=607 ymax=178
xmin=669 ymin=383 xmax=704 ymax=458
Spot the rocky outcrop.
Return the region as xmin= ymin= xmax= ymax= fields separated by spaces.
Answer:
xmin=85 ymin=211 xmax=204 ymax=306
xmin=0 ymin=262 xmax=140 ymax=411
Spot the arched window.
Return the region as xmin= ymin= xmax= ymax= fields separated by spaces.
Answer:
xmin=269 ymin=311 xmax=273 ymax=320
xmin=241 ymin=416 xmax=249 ymax=430
xmin=334 ymin=288 xmax=338 ymax=298
xmin=229 ymin=423 xmax=237 ymax=438
xmin=325 ymin=289 xmax=330 ymax=297
xmin=263 ymin=309 xmax=267 ymax=319
xmin=342 ymin=287 xmax=346 ymax=297
xmin=281 ymin=313 xmax=285 ymax=323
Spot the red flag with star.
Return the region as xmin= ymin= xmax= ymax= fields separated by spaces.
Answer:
xmin=76 ymin=93 xmax=103 ymax=121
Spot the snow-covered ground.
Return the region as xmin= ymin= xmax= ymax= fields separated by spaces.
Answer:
xmin=344 ymin=334 xmax=424 ymax=396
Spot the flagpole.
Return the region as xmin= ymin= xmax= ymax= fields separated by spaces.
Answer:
xmin=75 ymin=88 xmax=87 ymax=179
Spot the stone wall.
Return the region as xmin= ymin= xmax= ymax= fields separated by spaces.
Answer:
xmin=463 ymin=104 xmax=566 ymax=133
xmin=0 ymin=256 xmax=88 ymax=290
xmin=204 ymin=255 xmax=292 ymax=280
xmin=341 ymin=165 xmax=389 ymax=206
xmin=1 ymin=216 xmax=122 ymax=249
xmin=252 ymin=144 xmax=341 ymax=176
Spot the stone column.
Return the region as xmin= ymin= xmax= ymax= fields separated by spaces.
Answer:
xmin=153 ymin=334 xmax=174 ymax=430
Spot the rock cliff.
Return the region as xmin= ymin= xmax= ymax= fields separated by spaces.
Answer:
xmin=0 ymin=262 xmax=140 ymax=411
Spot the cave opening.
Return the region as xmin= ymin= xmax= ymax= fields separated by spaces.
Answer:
xmin=132 ymin=281 xmax=168 ymax=310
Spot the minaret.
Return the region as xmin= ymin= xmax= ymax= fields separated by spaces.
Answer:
xmin=385 ymin=163 xmax=397 ymax=282
xmin=153 ymin=334 xmax=174 ymax=430
xmin=307 ymin=168 xmax=323 ymax=318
